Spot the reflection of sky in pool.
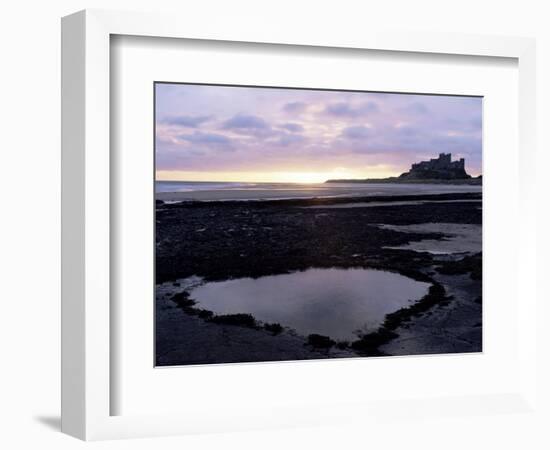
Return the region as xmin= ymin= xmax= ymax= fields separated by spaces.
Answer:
xmin=189 ymin=268 xmax=431 ymax=341
xmin=379 ymin=223 xmax=482 ymax=255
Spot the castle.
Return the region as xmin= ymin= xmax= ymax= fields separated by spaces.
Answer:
xmin=399 ymin=153 xmax=471 ymax=180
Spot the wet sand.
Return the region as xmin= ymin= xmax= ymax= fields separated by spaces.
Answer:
xmin=304 ymin=199 xmax=482 ymax=209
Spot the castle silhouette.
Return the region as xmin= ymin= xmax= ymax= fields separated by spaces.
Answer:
xmin=399 ymin=153 xmax=471 ymax=180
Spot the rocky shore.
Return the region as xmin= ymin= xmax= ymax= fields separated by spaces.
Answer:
xmin=155 ymin=191 xmax=482 ymax=366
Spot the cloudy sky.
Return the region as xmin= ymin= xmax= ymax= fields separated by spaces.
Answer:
xmin=155 ymin=83 xmax=482 ymax=183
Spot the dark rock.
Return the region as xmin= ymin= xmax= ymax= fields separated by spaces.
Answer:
xmin=351 ymin=328 xmax=398 ymax=355
xmin=264 ymin=322 xmax=283 ymax=335
xmin=171 ymin=292 xmax=196 ymax=308
xmin=208 ymin=313 xmax=258 ymax=329
xmin=197 ymin=309 xmax=214 ymax=319
xmin=307 ymin=334 xmax=335 ymax=348
xmin=336 ymin=341 xmax=350 ymax=350
xmin=155 ymin=193 xmax=481 ymax=284
xmin=436 ymin=253 xmax=482 ymax=280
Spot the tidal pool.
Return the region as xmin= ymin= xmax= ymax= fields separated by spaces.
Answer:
xmin=379 ymin=223 xmax=482 ymax=255
xmin=188 ymin=268 xmax=431 ymax=341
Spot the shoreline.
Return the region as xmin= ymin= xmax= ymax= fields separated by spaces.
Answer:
xmin=156 ymin=183 xmax=482 ymax=203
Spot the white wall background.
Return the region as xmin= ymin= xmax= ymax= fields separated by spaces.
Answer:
xmin=0 ymin=1 xmax=547 ymax=448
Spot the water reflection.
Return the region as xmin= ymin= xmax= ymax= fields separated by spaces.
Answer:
xmin=189 ymin=268 xmax=430 ymax=341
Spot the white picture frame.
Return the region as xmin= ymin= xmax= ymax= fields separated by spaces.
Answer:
xmin=61 ymin=9 xmax=538 ymax=441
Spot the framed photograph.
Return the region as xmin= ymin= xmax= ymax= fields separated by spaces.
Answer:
xmin=153 ymin=82 xmax=483 ymax=367
xmin=62 ymin=9 xmax=538 ymax=441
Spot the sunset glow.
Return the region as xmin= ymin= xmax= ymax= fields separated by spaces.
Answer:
xmin=155 ymin=168 xmax=399 ymax=184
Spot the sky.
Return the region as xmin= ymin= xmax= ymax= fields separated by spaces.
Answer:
xmin=155 ymin=83 xmax=482 ymax=183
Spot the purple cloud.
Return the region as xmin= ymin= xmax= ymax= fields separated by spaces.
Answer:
xmin=223 ymin=114 xmax=269 ymax=130
xmin=279 ymin=122 xmax=304 ymax=133
xmin=324 ymin=101 xmax=379 ymax=117
xmin=273 ymin=133 xmax=306 ymax=147
xmin=282 ymin=101 xmax=307 ymax=113
xmin=341 ymin=125 xmax=373 ymax=140
xmin=400 ymin=102 xmax=429 ymax=115
xmin=162 ymin=115 xmax=212 ymax=127
xmin=178 ymin=131 xmax=232 ymax=147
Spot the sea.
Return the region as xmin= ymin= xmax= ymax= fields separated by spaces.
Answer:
xmin=155 ymin=180 xmax=482 ymax=202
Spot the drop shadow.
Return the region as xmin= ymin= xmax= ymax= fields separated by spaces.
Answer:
xmin=34 ymin=415 xmax=61 ymax=431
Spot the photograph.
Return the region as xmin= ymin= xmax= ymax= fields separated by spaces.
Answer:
xmin=154 ymin=83 xmax=483 ymax=366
